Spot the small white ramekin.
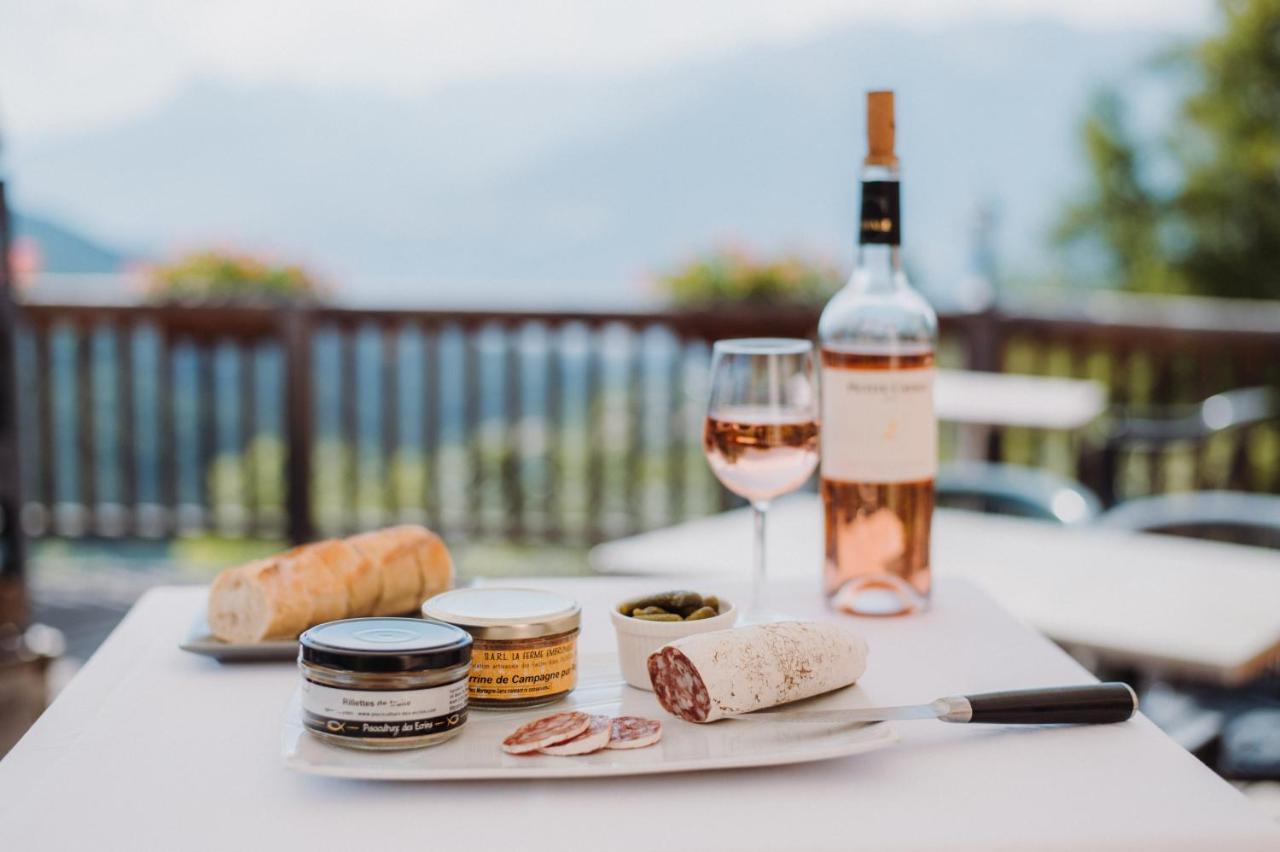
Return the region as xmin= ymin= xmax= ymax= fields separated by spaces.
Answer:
xmin=609 ymin=597 xmax=737 ymax=691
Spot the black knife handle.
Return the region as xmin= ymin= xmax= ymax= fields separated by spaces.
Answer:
xmin=957 ymin=683 xmax=1138 ymax=725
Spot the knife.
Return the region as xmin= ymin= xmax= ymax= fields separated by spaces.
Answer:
xmin=730 ymin=683 xmax=1138 ymax=725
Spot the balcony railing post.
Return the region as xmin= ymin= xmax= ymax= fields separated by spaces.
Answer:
xmin=966 ymin=307 xmax=1002 ymax=373
xmin=0 ymin=182 xmax=28 ymax=628
xmin=968 ymin=308 xmax=1004 ymax=461
xmin=283 ymin=307 xmax=315 ymax=545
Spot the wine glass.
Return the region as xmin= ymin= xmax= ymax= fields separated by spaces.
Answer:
xmin=703 ymin=339 xmax=820 ymax=622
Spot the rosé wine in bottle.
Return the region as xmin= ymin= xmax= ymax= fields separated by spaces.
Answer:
xmin=818 ymin=91 xmax=938 ymax=616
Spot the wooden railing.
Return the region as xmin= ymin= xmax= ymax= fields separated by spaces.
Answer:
xmin=7 ymin=294 xmax=1280 ymax=559
xmin=13 ymin=303 xmax=821 ymax=548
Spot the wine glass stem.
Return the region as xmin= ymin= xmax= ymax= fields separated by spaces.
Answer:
xmin=751 ymin=500 xmax=770 ymax=614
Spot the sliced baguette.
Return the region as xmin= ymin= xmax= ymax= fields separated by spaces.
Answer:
xmin=277 ymin=542 xmax=350 ymax=626
xmin=297 ymin=538 xmax=379 ymax=618
xmin=206 ymin=525 xmax=455 ymax=644
xmin=348 ymin=526 xmax=426 ymax=615
xmin=413 ymin=528 xmax=454 ymax=604
xmin=207 ymin=558 xmax=312 ymax=643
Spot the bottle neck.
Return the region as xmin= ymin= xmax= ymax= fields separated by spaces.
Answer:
xmin=855 ymin=243 xmax=902 ymax=283
xmin=853 ymin=163 xmax=903 ymax=292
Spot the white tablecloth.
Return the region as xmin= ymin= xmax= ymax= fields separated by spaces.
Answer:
xmin=2 ymin=577 xmax=1276 ymax=851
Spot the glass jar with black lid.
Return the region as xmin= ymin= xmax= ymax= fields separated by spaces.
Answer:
xmin=298 ymin=617 xmax=472 ymax=751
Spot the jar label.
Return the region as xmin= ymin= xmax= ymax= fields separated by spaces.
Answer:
xmin=468 ymin=636 xmax=577 ymax=702
xmin=821 ymin=365 xmax=936 ymax=482
xmin=300 ymin=679 xmax=467 ymax=740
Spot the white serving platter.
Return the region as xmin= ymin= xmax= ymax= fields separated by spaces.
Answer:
xmin=282 ymin=655 xmax=897 ymax=780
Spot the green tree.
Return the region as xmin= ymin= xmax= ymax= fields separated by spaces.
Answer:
xmin=1057 ymin=0 xmax=1280 ymax=299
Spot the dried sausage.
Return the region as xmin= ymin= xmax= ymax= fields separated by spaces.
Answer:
xmin=501 ymin=711 xmax=591 ymax=754
xmin=539 ymin=714 xmax=613 ymax=755
xmin=647 ymin=622 xmax=868 ymax=723
xmin=607 ymin=716 xmax=662 ymax=749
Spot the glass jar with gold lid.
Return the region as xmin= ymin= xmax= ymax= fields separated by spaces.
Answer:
xmin=422 ymin=588 xmax=581 ymax=710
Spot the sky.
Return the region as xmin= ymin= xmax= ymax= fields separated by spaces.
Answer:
xmin=2 ymin=0 xmax=1212 ymax=143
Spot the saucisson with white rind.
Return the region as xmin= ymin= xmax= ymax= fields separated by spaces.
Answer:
xmin=647 ymin=621 xmax=868 ymax=723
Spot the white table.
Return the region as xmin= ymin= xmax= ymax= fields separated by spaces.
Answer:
xmin=3 ymin=577 xmax=1278 ymax=851
xmin=591 ymin=496 xmax=1280 ymax=686
xmin=935 ymin=369 xmax=1107 ymax=460
xmin=936 ymin=369 xmax=1106 ymax=430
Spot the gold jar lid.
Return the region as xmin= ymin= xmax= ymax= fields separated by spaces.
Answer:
xmin=422 ymin=588 xmax=581 ymax=641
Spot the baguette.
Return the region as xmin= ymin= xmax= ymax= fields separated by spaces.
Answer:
xmin=302 ymin=538 xmax=380 ymax=617
xmin=206 ymin=558 xmax=313 ymax=643
xmin=349 ymin=526 xmax=426 ymax=615
xmin=206 ymin=524 xmax=453 ymax=643
xmin=277 ymin=542 xmax=350 ymax=625
xmin=413 ymin=528 xmax=454 ymax=603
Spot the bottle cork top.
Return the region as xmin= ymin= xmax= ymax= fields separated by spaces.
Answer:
xmin=865 ymin=90 xmax=896 ymax=167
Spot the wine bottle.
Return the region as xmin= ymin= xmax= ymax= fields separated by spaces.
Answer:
xmin=818 ymin=91 xmax=938 ymax=616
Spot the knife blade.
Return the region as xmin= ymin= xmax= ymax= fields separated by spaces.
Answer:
xmin=729 ymin=683 xmax=1138 ymax=726
xmin=731 ymin=697 xmax=959 ymax=724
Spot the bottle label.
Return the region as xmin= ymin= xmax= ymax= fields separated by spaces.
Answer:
xmin=859 ymin=180 xmax=900 ymax=245
xmin=820 ymin=366 xmax=935 ymax=482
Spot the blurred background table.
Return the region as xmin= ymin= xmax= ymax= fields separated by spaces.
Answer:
xmin=591 ymin=497 xmax=1280 ymax=687
xmin=936 ymin=369 xmax=1107 ymax=461
xmin=936 ymin=368 xmax=1106 ymax=430
xmin=2 ymin=576 xmax=1278 ymax=851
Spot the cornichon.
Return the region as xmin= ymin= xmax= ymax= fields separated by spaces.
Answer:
xmin=623 ymin=590 xmax=703 ymax=612
xmin=619 ymin=591 xmax=724 ymax=620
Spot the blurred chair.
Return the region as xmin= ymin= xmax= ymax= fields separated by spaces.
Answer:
xmin=1098 ymin=491 xmax=1280 ymax=549
xmin=1099 ymin=488 xmax=1280 ymax=780
xmin=1219 ymin=707 xmax=1280 ymax=781
xmin=935 ymin=461 xmax=1101 ymax=524
xmin=1086 ymin=386 xmax=1279 ymax=505
xmin=1135 ymin=675 xmax=1280 ymax=783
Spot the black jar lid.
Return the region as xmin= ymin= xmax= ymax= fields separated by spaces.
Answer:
xmin=299 ymin=617 xmax=472 ymax=674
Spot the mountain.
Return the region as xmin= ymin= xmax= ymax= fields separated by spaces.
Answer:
xmin=3 ymin=19 xmax=1179 ymax=307
xmin=11 ymin=212 xmax=130 ymax=274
